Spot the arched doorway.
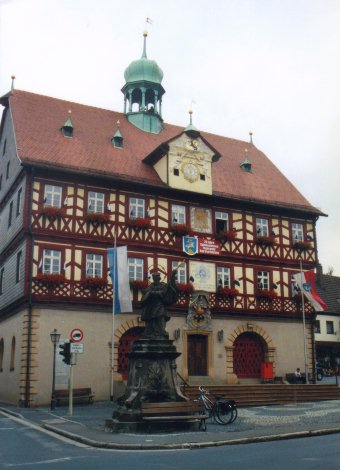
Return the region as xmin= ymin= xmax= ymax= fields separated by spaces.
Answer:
xmin=118 ymin=327 xmax=144 ymax=380
xmin=233 ymin=332 xmax=265 ymax=378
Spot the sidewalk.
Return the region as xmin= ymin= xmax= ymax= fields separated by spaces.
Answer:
xmin=1 ymin=400 xmax=340 ymax=449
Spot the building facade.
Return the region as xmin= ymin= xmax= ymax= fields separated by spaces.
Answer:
xmin=0 ymin=34 xmax=324 ymax=406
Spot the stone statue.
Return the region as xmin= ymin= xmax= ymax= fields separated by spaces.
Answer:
xmin=141 ymin=270 xmax=179 ymax=339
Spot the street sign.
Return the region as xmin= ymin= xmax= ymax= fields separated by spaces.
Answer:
xmin=70 ymin=328 xmax=84 ymax=342
xmin=70 ymin=342 xmax=84 ymax=354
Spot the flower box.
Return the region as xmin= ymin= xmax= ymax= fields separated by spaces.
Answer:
xmin=130 ymin=279 xmax=149 ymax=290
xmin=171 ymin=224 xmax=194 ymax=237
xmin=127 ymin=217 xmax=152 ymax=229
xmin=34 ymin=273 xmax=66 ymax=284
xmin=293 ymin=240 xmax=312 ymax=251
xmin=85 ymin=212 xmax=111 ymax=223
xmin=256 ymin=235 xmax=276 ymax=247
xmin=256 ymin=289 xmax=278 ymax=300
xmin=217 ymin=287 xmax=239 ymax=298
xmin=80 ymin=276 xmax=107 ymax=289
xmin=177 ymin=282 xmax=195 ymax=294
xmin=215 ymin=230 xmax=237 ymax=242
xmin=40 ymin=206 xmax=65 ymax=218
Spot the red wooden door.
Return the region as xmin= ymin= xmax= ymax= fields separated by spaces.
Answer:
xmin=188 ymin=334 xmax=208 ymax=376
xmin=233 ymin=333 xmax=264 ymax=378
xmin=118 ymin=327 xmax=144 ymax=380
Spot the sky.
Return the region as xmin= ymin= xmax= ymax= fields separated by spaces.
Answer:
xmin=0 ymin=0 xmax=339 ymax=274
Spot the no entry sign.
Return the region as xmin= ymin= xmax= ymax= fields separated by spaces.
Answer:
xmin=70 ymin=328 xmax=84 ymax=342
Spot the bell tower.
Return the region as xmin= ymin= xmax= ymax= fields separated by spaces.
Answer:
xmin=121 ymin=32 xmax=165 ymax=134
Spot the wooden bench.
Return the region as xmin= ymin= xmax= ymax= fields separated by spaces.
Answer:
xmin=55 ymin=387 xmax=94 ymax=406
xmin=141 ymin=401 xmax=208 ymax=432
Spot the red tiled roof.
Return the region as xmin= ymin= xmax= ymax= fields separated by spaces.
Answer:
xmin=3 ymin=89 xmax=322 ymax=214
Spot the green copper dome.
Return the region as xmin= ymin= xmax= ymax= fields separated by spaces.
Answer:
xmin=124 ymin=32 xmax=163 ymax=84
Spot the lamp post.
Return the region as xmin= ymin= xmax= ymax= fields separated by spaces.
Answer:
xmin=50 ymin=329 xmax=60 ymax=410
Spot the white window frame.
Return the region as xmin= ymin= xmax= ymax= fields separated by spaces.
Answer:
xmin=44 ymin=185 xmax=62 ymax=208
xmin=128 ymin=257 xmax=144 ymax=281
xmin=292 ymin=223 xmax=304 ymax=242
xmin=88 ymin=191 xmax=105 ymax=213
xmin=172 ymin=261 xmax=187 ymax=284
xmin=86 ymin=253 xmax=103 ymax=278
xmin=43 ymin=249 xmax=61 ymax=275
xmin=256 ymin=218 xmax=269 ymax=237
xmin=215 ymin=211 xmax=229 ymax=233
xmin=326 ymin=321 xmax=334 ymax=335
xmin=129 ymin=198 xmax=145 ymax=219
xmin=257 ymin=271 xmax=269 ymax=290
xmin=217 ymin=266 xmax=230 ymax=288
xmin=171 ymin=205 xmax=186 ymax=225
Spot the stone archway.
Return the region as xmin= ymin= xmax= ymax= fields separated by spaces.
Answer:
xmin=225 ymin=323 xmax=276 ymax=383
xmin=111 ymin=319 xmax=144 ymax=377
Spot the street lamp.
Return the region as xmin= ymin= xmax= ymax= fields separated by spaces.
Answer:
xmin=50 ymin=328 xmax=60 ymax=410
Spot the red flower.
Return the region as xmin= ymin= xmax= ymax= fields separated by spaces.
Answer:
xmin=127 ymin=217 xmax=152 ymax=229
xmin=177 ymin=282 xmax=195 ymax=294
xmin=217 ymin=287 xmax=239 ymax=298
xmin=215 ymin=230 xmax=237 ymax=242
xmin=129 ymin=280 xmax=149 ymax=290
xmin=256 ymin=289 xmax=278 ymax=299
xmin=256 ymin=235 xmax=276 ymax=247
xmin=293 ymin=240 xmax=312 ymax=251
xmin=80 ymin=276 xmax=107 ymax=288
xmin=40 ymin=206 xmax=65 ymax=218
xmin=34 ymin=273 xmax=66 ymax=284
xmin=171 ymin=224 xmax=194 ymax=236
xmin=85 ymin=212 xmax=111 ymax=223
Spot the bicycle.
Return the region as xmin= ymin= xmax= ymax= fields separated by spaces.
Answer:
xmin=196 ymin=386 xmax=238 ymax=425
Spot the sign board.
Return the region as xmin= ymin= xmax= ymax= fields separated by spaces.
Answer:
xmin=198 ymin=238 xmax=221 ymax=256
xmin=70 ymin=343 xmax=84 ymax=354
xmin=70 ymin=328 xmax=84 ymax=342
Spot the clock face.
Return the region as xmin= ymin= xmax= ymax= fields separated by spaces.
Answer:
xmin=182 ymin=162 xmax=199 ymax=182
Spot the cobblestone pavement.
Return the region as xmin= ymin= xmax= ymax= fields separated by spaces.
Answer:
xmin=1 ymin=400 xmax=340 ymax=449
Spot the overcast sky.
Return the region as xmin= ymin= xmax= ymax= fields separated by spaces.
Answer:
xmin=1 ymin=0 xmax=339 ymax=274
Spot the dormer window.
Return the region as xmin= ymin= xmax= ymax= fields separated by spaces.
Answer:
xmin=61 ymin=112 xmax=73 ymax=138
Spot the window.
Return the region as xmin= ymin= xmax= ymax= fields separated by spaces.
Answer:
xmin=326 ymin=321 xmax=334 ymax=335
xmin=8 ymin=201 xmax=13 ymax=227
xmin=0 ymin=267 xmax=4 ymax=295
xmin=43 ymin=249 xmax=61 ymax=274
xmin=172 ymin=261 xmax=187 ymax=284
xmin=174 ymin=168 xmax=179 ymax=176
xmin=88 ymin=191 xmax=105 ymax=213
xmin=16 ymin=251 xmax=22 ymax=283
xmin=10 ymin=336 xmax=15 ymax=371
xmin=0 ymin=339 xmax=4 ymax=372
xmin=215 ymin=211 xmax=229 ymax=234
xmin=292 ymin=223 xmax=304 ymax=242
xmin=314 ymin=320 xmax=321 ymax=334
xmin=2 ymin=139 xmax=6 ymax=156
xmin=16 ymin=188 xmax=22 ymax=216
xmin=129 ymin=197 xmax=145 ymax=219
xmin=6 ymin=161 xmax=10 ymax=180
xmin=217 ymin=266 xmax=230 ymax=288
xmin=86 ymin=254 xmax=103 ymax=278
xmin=256 ymin=218 xmax=268 ymax=237
xmin=44 ymin=184 xmax=62 ymax=208
xmin=171 ymin=204 xmax=186 ymax=225
xmin=128 ymin=258 xmax=144 ymax=281
xmin=257 ymin=271 xmax=269 ymax=290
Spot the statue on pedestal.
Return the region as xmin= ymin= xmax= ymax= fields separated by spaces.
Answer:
xmin=141 ymin=269 xmax=179 ymax=339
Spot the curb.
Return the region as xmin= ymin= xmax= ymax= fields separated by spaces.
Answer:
xmin=42 ymin=424 xmax=340 ymax=450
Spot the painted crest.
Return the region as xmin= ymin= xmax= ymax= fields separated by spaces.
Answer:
xmin=183 ymin=236 xmax=198 ymax=256
xmin=186 ymin=291 xmax=211 ymax=330
xmin=302 ymin=282 xmax=312 ymax=293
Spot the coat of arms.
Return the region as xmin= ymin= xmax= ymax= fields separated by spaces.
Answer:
xmin=183 ymin=236 xmax=198 ymax=256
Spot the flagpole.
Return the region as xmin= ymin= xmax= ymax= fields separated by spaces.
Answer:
xmin=300 ymin=259 xmax=309 ymax=384
xmin=110 ymin=231 xmax=117 ymax=401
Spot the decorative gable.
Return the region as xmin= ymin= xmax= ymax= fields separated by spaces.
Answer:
xmin=143 ymin=131 xmax=220 ymax=195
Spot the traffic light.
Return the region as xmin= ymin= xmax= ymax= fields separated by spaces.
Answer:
xmin=59 ymin=342 xmax=71 ymax=365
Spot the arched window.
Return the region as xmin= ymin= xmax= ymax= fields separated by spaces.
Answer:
xmin=10 ymin=336 xmax=15 ymax=371
xmin=0 ymin=339 xmax=4 ymax=372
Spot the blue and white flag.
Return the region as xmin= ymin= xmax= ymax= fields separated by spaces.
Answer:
xmin=108 ymin=246 xmax=132 ymax=314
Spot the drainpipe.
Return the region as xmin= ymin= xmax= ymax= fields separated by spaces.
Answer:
xmin=24 ymin=166 xmax=34 ymax=407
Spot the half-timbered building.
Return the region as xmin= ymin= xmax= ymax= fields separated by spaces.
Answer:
xmin=0 ymin=34 xmax=324 ymax=406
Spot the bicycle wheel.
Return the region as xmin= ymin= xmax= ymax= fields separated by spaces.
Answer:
xmin=214 ymin=400 xmax=234 ymax=424
xmin=229 ymin=403 xmax=238 ymax=423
